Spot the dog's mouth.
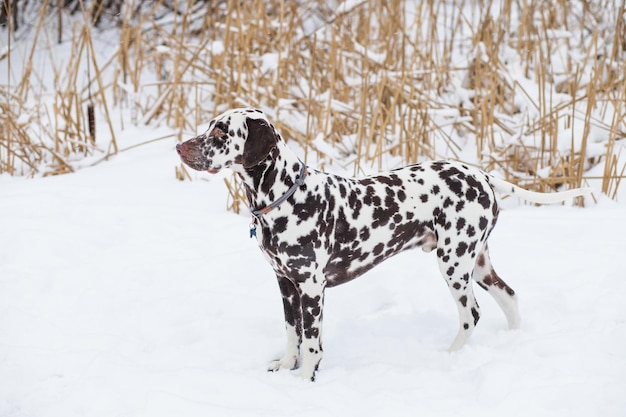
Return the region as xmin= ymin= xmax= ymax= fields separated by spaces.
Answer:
xmin=207 ymin=165 xmax=222 ymax=174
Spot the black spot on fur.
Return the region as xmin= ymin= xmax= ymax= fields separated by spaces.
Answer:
xmin=471 ymin=307 xmax=480 ymax=325
xmin=273 ymin=216 xmax=289 ymax=234
xmin=466 ymin=187 xmax=477 ymax=201
xmin=439 ymin=167 xmax=465 ymax=196
xmin=377 ymin=174 xmax=403 ymax=187
xmin=459 ymin=295 xmax=468 ymax=307
xmin=478 ymin=192 xmax=490 ymax=209
xmin=397 ymin=189 xmax=407 ymax=202
xmin=339 ymin=184 xmax=347 ymax=199
xmin=456 ymin=242 xmax=468 ymax=257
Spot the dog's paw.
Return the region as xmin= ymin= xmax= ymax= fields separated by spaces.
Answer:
xmin=298 ymin=362 xmax=318 ymax=382
xmin=267 ymin=355 xmax=298 ymax=372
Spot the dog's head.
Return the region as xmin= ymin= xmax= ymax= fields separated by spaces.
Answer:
xmin=176 ymin=108 xmax=278 ymax=174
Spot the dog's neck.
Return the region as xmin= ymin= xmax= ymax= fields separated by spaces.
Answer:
xmin=238 ymin=140 xmax=305 ymax=217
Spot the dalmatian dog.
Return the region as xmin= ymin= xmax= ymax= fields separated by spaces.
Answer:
xmin=176 ymin=108 xmax=591 ymax=381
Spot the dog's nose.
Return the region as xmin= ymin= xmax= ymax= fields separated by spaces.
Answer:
xmin=176 ymin=142 xmax=185 ymax=156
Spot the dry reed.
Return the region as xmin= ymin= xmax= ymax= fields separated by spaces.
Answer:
xmin=1 ymin=0 xmax=624 ymax=208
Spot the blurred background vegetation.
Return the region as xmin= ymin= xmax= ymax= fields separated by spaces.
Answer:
xmin=1 ymin=0 xmax=624 ymax=208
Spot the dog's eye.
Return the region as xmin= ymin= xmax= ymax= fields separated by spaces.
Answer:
xmin=209 ymin=125 xmax=227 ymax=141
xmin=215 ymin=122 xmax=228 ymax=134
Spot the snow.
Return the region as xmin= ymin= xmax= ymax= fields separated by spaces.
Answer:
xmin=1 ymin=137 xmax=625 ymax=417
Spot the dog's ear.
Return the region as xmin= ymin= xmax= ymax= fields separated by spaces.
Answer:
xmin=243 ymin=117 xmax=278 ymax=169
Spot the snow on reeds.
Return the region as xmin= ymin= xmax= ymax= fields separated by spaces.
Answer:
xmin=1 ymin=0 xmax=624 ymax=206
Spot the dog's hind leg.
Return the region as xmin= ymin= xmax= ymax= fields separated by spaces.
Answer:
xmin=436 ymin=245 xmax=482 ymax=351
xmin=473 ymin=244 xmax=521 ymax=330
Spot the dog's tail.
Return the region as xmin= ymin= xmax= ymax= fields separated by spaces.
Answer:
xmin=488 ymin=176 xmax=592 ymax=204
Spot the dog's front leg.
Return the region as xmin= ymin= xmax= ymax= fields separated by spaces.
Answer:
xmin=268 ymin=274 xmax=302 ymax=372
xmin=298 ymin=279 xmax=325 ymax=382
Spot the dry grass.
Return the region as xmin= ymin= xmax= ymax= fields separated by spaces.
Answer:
xmin=1 ymin=0 xmax=625 ymax=207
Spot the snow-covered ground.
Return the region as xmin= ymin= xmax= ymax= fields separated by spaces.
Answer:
xmin=1 ymin=136 xmax=625 ymax=417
